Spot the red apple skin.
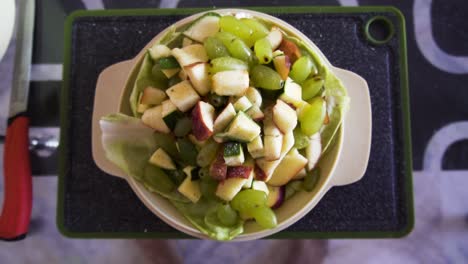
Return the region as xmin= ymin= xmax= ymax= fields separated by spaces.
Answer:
xmin=210 ymin=151 xmax=227 ymax=181
xmin=268 ymin=186 xmax=285 ymax=209
xmin=273 ymin=55 xmax=291 ymax=80
xmin=227 ymin=166 xmax=253 ymax=179
xmin=191 ymin=102 xmax=213 ymax=141
xmin=254 ymin=164 xmax=267 ymax=181
xmin=278 ymin=39 xmax=301 ymax=63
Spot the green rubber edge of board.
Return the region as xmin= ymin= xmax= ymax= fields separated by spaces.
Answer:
xmin=58 ymin=6 xmax=414 ymax=240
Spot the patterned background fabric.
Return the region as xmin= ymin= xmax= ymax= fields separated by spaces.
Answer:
xmin=0 ymin=0 xmax=467 ymax=263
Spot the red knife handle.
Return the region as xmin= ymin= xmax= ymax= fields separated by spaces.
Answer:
xmin=0 ymin=115 xmax=32 ymax=241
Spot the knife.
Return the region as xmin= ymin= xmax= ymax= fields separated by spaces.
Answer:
xmin=0 ymin=0 xmax=35 ymax=241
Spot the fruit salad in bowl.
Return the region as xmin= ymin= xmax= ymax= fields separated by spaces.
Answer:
xmin=98 ymin=9 xmax=352 ymax=241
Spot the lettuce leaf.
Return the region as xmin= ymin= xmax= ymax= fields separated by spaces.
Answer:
xmin=100 ymin=113 xmax=156 ymax=180
xmin=129 ymin=54 xmax=158 ymax=117
xmin=100 ymin=113 xmax=189 ymax=202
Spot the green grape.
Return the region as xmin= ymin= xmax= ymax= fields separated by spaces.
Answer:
xmin=215 ymin=32 xmax=253 ymax=62
xmin=176 ymin=138 xmax=198 ymax=166
xmin=165 ymin=169 xmax=186 ymax=185
xmin=219 ymin=16 xmax=253 ymax=46
xmin=210 ymin=57 xmax=249 ymax=74
xmin=254 ymin=38 xmax=273 ymax=64
xmin=302 ymin=76 xmax=324 ymax=100
xmin=289 ymin=56 xmax=313 ymax=83
xmin=293 ymin=127 xmax=310 ymax=149
xmin=143 ymin=165 xmax=175 ymax=193
xmin=241 ymin=18 xmax=269 ymax=45
xmin=285 ymin=180 xmax=303 ymax=200
xmin=231 ymin=189 xmax=267 ymax=212
xmin=174 ymin=117 xmax=192 ymax=137
xmin=198 ymin=166 xmax=211 ymax=180
xmin=204 ymin=36 xmax=230 ymax=59
xmin=298 ymin=97 xmax=326 ymax=136
xmin=251 ymin=65 xmax=283 ymax=90
xmin=216 ymin=204 xmax=239 ymax=226
xmin=248 ymin=206 xmax=277 ymax=229
xmin=197 ymin=139 xmax=219 ymax=167
xmin=303 ymin=168 xmax=320 ymax=192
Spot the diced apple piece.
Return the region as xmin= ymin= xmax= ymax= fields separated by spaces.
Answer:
xmin=183 ymin=15 xmax=220 ymax=43
xmin=247 ymin=135 xmax=264 ymax=158
xmin=166 ymin=80 xmax=201 ymax=112
xmin=278 ymin=38 xmax=301 ymax=63
xmin=263 ymin=109 xmax=282 ymax=137
xmin=184 ymin=63 xmax=211 ymax=95
xmin=210 ymin=150 xmax=227 ymax=181
xmin=227 ymin=166 xmax=253 ymax=179
xmin=273 ymin=54 xmax=291 ymax=80
xmin=226 ymin=111 xmax=261 ymax=142
xmin=292 ymin=168 xmax=307 ymax=180
xmin=306 ymin=132 xmax=322 ymax=170
xmin=178 ymin=173 xmax=202 ymax=203
xmin=216 ymin=177 xmax=248 ymax=201
xmin=273 ymin=99 xmax=298 ymax=133
xmin=266 ymin=185 xmax=285 ymax=208
xmin=255 ymin=131 xmax=295 ymax=181
xmin=213 ymin=103 xmax=236 ymax=133
xmin=245 ymin=87 xmax=262 ymax=107
xmin=279 ymin=78 xmax=303 ymax=107
xmin=252 ymin=180 xmax=269 ymax=195
xmin=171 ymin=44 xmax=209 ymax=67
xmin=149 ymin=148 xmax=176 ymax=170
xmin=161 ymin=100 xmax=178 ymax=117
xmin=161 ymin=68 xmax=180 ymax=78
xmin=182 ymin=37 xmax=194 ymax=47
xmin=268 ymin=148 xmax=308 ymax=186
xmin=243 ymin=169 xmax=254 ymax=188
xmin=246 ymin=105 xmax=265 ymax=122
xmin=191 ymin=101 xmax=215 ymax=141
xmin=233 ymin=96 xmax=253 ymax=112
xmin=212 ymin=70 xmax=249 ymax=96
xmin=142 ymin=105 xmax=170 ymax=133
xmin=140 ymin=87 xmax=167 ymax=105
xmin=264 ymin=135 xmax=283 ymax=161
xmin=137 ymin=103 xmax=149 ymax=114
xmin=266 ymin=27 xmax=283 ymax=50
xmin=178 ymin=68 xmax=188 ymax=80
xmin=148 ymin=44 xmax=171 ymax=61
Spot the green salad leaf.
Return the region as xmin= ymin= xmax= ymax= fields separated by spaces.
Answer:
xmin=129 ymin=54 xmax=158 ymax=117
xmin=100 ymin=113 xmax=189 ymax=202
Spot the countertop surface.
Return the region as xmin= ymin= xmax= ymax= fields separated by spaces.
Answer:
xmin=0 ymin=0 xmax=467 ymax=263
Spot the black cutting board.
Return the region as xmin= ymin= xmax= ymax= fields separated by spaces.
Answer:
xmin=58 ymin=7 xmax=413 ymax=238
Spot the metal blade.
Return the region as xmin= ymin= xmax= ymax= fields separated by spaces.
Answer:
xmin=8 ymin=0 xmax=35 ymax=118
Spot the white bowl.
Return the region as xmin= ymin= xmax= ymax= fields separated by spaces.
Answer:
xmin=91 ymin=9 xmax=372 ymax=241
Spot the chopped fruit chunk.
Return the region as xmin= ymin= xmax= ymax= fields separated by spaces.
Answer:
xmin=191 ymin=101 xmax=215 ymax=141
xmin=166 ymin=80 xmax=201 ymax=112
xmin=212 ymin=70 xmax=250 ymax=96
xmin=142 ymin=105 xmax=171 ymax=133
xmin=273 ymin=99 xmax=298 ymax=133
xmin=184 ymin=63 xmax=211 ymax=95
xmin=171 ymin=44 xmax=209 ymax=66
xmin=268 ymin=148 xmax=308 ymax=186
